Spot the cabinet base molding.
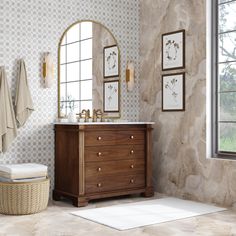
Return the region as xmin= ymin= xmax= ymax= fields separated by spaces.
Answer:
xmin=141 ymin=187 xmax=154 ymax=197
xmin=72 ymin=197 xmax=89 ymax=207
xmin=53 ymin=188 xmax=153 ymax=206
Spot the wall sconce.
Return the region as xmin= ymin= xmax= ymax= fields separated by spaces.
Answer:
xmin=43 ymin=52 xmax=54 ymax=88
xmin=126 ymin=61 xmax=135 ymax=92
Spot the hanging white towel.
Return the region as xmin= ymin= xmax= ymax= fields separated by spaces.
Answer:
xmin=0 ymin=67 xmax=17 ymax=153
xmin=15 ymin=59 xmax=34 ymax=127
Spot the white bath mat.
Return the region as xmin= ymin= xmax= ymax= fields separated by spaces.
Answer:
xmin=71 ymin=197 xmax=226 ymax=230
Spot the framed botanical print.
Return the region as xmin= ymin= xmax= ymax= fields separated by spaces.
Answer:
xmin=162 ymin=29 xmax=185 ymax=71
xmin=103 ymin=80 xmax=120 ymax=112
xmin=162 ymin=72 xmax=185 ymax=111
xmin=103 ymin=45 xmax=119 ymax=78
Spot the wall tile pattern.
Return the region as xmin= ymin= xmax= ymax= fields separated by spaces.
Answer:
xmin=0 ymin=0 xmax=140 ymax=192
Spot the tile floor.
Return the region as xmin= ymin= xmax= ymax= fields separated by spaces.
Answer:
xmin=0 ymin=193 xmax=236 ymax=236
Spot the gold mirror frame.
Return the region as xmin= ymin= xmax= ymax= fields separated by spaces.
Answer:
xmin=58 ymin=19 xmax=121 ymax=119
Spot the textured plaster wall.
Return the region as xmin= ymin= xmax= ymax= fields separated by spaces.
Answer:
xmin=140 ymin=0 xmax=236 ymax=206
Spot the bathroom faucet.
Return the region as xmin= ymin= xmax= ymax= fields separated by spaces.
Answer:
xmin=93 ymin=109 xmax=104 ymax=122
xmin=80 ymin=109 xmax=91 ymax=122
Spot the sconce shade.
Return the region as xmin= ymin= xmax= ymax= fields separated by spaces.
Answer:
xmin=126 ymin=61 xmax=134 ymax=92
xmin=43 ymin=53 xmax=54 ymax=88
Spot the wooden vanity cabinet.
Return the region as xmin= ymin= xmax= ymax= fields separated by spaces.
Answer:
xmin=53 ymin=124 xmax=154 ymax=207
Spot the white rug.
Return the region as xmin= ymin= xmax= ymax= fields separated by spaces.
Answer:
xmin=71 ymin=197 xmax=226 ymax=230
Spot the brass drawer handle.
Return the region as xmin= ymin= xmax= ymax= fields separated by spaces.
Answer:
xmin=130 ymin=164 xmax=134 ymax=169
xmin=97 ymin=152 xmax=102 ymax=157
xmin=130 ymin=135 xmax=134 ymax=139
xmin=97 ymin=167 xmax=102 ymax=172
xmin=130 ymin=179 xmax=134 ymax=184
xmin=97 ymin=183 xmax=102 ymax=187
xmin=130 ymin=150 xmax=134 ymax=154
xmin=97 ymin=136 xmax=102 ymax=141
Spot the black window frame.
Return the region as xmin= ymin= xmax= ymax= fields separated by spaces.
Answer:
xmin=211 ymin=0 xmax=236 ymax=159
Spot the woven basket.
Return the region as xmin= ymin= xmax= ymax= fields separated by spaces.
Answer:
xmin=0 ymin=178 xmax=49 ymax=215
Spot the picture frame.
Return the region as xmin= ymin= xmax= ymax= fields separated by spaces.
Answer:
xmin=162 ymin=72 xmax=185 ymax=111
xmin=103 ymin=80 xmax=120 ymax=112
xmin=103 ymin=45 xmax=119 ymax=78
xmin=162 ymin=29 xmax=185 ymax=71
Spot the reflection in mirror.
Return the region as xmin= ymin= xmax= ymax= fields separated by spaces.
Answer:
xmin=58 ymin=21 xmax=120 ymax=119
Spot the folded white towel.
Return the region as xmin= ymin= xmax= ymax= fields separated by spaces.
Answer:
xmin=0 ymin=163 xmax=47 ymax=179
xmin=0 ymin=176 xmax=46 ymax=183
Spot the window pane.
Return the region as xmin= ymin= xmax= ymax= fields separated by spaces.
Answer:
xmin=67 ymin=62 xmax=80 ymax=82
xmin=219 ymin=2 xmax=236 ymax=32
xmin=219 ymin=0 xmax=234 ymax=4
xmin=81 ymin=59 xmax=92 ymax=80
xmin=81 ymin=22 xmax=92 ymax=40
xmin=60 ymin=83 xmax=66 ymax=101
xmin=219 ymin=123 xmax=236 ymax=152
xmin=59 ymin=21 xmax=93 ymax=119
xmin=67 ymin=82 xmax=80 ymax=100
xmin=81 ymin=39 xmax=92 ymax=60
xmin=218 ymin=32 xmax=236 ymax=62
xmin=81 ymin=100 xmax=92 ymax=112
xmin=67 ymin=42 xmax=80 ymax=63
xmin=219 ymin=63 xmax=236 ymax=91
xmin=81 ymin=80 xmax=92 ymax=100
xmin=73 ymin=101 xmax=80 ymax=114
xmin=60 ymin=46 xmax=66 ymax=64
xmin=60 ymin=101 xmax=67 ymax=116
xmin=219 ymin=92 xmax=236 ymax=121
xmin=64 ymin=101 xmax=77 ymax=114
xmin=60 ymin=64 xmax=66 ymax=83
xmin=67 ymin=24 xmax=80 ymax=44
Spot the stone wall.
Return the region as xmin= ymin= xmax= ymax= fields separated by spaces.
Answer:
xmin=140 ymin=0 xmax=236 ymax=206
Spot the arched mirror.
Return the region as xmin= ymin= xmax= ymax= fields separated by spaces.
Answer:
xmin=58 ymin=20 xmax=120 ymax=119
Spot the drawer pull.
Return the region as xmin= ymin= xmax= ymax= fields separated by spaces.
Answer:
xmin=130 ymin=150 xmax=134 ymax=154
xmin=97 ymin=152 xmax=102 ymax=157
xmin=97 ymin=183 xmax=102 ymax=187
xmin=97 ymin=136 xmax=102 ymax=141
xmin=97 ymin=167 xmax=102 ymax=172
xmin=130 ymin=164 xmax=134 ymax=169
xmin=130 ymin=179 xmax=134 ymax=184
xmin=130 ymin=135 xmax=134 ymax=139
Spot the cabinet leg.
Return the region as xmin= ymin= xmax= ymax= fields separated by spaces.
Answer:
xmin=72 ymin=197 xmax=89 ymax=207
xmin=53 ymin=191 xmax=61 ymax=201
xmin=142 ymin=187 xmax=154 ymax=198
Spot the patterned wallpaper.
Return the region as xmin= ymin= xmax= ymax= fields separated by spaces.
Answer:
xmin=0 ymin=0 xmax=140 ymax=191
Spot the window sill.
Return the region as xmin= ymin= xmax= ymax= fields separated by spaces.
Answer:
xmin=210 ymin=153 xmax=236 ymax=161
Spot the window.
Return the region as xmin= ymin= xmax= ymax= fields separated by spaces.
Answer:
xmin=59 ymin=22 xmax=93 ymax=116
xmin=212 ymin=0 xmax=236 ymax=156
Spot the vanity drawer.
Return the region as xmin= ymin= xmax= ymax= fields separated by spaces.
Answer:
xmin=85 ymin=130 xmax=145 ymax=147
xmin=85 ymin=174 xmax=145 ymax=194
xmin=85 ymin=159 xmax=145 ymax=179
xmin=85 ymin=144 xmax=145 ymax=162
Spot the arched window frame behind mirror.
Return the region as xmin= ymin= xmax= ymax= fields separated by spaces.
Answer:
xmin=57 ymin=20 xmax=121 ymax=120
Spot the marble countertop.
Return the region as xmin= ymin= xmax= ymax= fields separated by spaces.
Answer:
xmin=54 ymin=120 xmax=155 ymax=125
